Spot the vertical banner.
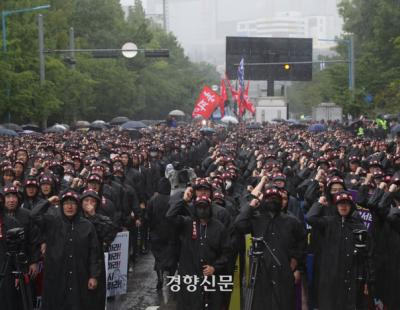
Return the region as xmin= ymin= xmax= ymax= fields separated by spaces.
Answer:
xmin=106 ymin=231 xmax=129 ymax=297
xmin=34 ymin=260 xmax=44 ymax=310
xmin=104 ymin=253 xmax=109 ymax=310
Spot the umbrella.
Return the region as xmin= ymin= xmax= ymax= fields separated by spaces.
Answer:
xmin=90 ymin=122 xmax=108 ymax=131
xmin=272 ymin=118 xmax=286 ymax=123
xmin=169 ymin=109 xmax=185 ymax=117
xmin=110 ymin=116 xmax=130 ymax=125
xmin=391 ymin=124 xmax=400 ymax=134
xmin=61 ymin=124 xmax=70 ymax=130
xmin=127 ymin=129 xmax=143 ymax=140
xmin=348 ymin=120 xmax=363 ymax=128
xmin=120 ymin=121 xmax=148 ymax=130
xmin=247 ymin=123 xmax=263 ymax=129
xmin=44 ymin=124 xmax=67 ymax=133
xmin=0 ymin=128 xmax=18 ymax=137
xmin=308 ymin=123 xmax=327 ymax=133
xmin=289 ymin=123 xmax=307 ymax=129
xmin=140 ymin=120 xmax=159 ymax=126
xmin=20 ymin=130 xmax=41 ymax=136
xmin=384 ymin=114 xmax=397 ymax=121
xmin=286 ymin=119 xmax=300 ymax=124
xmin=92 ymin=120 xmax=107 ymax=125
xmin=200 ymin=127 xmax=216 ymax=134
xmin=221 ymin=116 xmax=239 ymax=124
xmin=2 ymin=123 xmax=22 ymax=132
xmin=75 ymin=120 xmax=90 ymax=128
xmin=22 ymin=124 xmax=41 ymax=132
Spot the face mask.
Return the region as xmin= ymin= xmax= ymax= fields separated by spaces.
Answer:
xmin=150 ymin=152 xmax=158 ymax=157
xmin=196 ymin=207 xmax=211 ymax=219
xmin=266 ymin=199 xmax=281 ymax=213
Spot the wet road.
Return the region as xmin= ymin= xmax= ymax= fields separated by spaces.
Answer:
xmin=107 ymin=252 xmax=177 ymax=310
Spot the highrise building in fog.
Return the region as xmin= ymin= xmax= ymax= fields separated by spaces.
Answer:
xmin=142 ymin=0 xmax=343 ymax=64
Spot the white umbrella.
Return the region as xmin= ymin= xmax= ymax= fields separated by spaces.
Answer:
xmin=169 ymin=109 xmax=185 ymax=117
xmin=221 ymin=115 xmax=239 ymax=124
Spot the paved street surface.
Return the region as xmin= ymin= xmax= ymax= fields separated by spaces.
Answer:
xmin=107 ymin=253 xmax=177 ymax=310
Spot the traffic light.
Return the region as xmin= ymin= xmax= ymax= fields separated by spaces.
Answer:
xmin=283 ymin=64 xmax=291 ymax=70
xmin=144 ymin=49 xmax=170 ymax=58
xmin=92 ymin=51 xmax=120 ymax=58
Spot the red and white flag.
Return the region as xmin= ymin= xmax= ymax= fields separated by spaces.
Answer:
xmin=219 ymin=79 xmax=227 ymax=117
xmin=192 ymin=86 xmax=220 ymax=119
xmin=243 ymin=81 xmax=256 ymax=115
xmin=224 ymin=73 xmax=241 ymax=116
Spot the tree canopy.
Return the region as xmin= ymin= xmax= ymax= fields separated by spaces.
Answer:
xmin=288 ymin=0 xmax=400 ymax=117
xmin=0 ymin=0 xmax=220 ymax=126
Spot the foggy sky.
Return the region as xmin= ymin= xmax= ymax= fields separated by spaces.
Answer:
xmin=120 ymin=0 xmax=343 ymax=64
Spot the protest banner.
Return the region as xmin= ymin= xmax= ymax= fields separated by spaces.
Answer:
xmin=106 ymin=231 xmax=129 ymax=297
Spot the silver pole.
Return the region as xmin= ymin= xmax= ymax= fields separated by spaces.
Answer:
xmin=38 ymin=14 xmax=45 ymax=86
xmin=350 ymin=35 xmax=355 ymax=92
xmin=163 ymin=0 xmax=167 ymax=31
xmin=69 ymin=27 xmax=75 ymax=69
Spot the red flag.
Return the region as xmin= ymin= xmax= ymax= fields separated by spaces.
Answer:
xmin=243 ymin=81 xmax=256 ymax=115
xmin=225 ymin=73 xmax=236 ymax=99
xmin=237 ymin=90 xmax=245 ymax=117
xmin=192 ymin=86 xmax=220 ymax=119
xmin=219 ymin=79 xmax=227 ymax=117
xmin=225 ymin=73 xmax=242 ymax=117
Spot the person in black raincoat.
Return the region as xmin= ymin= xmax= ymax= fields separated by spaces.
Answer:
xmin=80 ymin=190 xmax=119 ymax=310
xmin=385 ymin=193 xmax=400 ymax=305
xmin=86 ymin=173 xmax=116 ymax=222
xmin=305 ymin=175 xmax=346 ymax=307
xmin=38 ymin=174 xmax=57 ymax=200
xmin=2 ymin=185 xmax=41 ymax=285
xmin=234 ymin=187 xmax=306 ymax=310
xmin=31 ymin=191 xmax=101 ymax=310
xmin=167 ymin=195 xmax=231 ymax=310
xmin=306 ymin=191 xmax=372 ymax=310
xmin=368 ymin=181 xmax=400 ymax=309
xmin=0 ymin=188 xmax=35 ymax=310
xmin=21 ymin=177 xmax=47 ymax=211
xmin=147 ymin=177 xmax=178 ymax=289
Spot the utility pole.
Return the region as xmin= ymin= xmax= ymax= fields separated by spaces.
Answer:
xmin=69 ymin=27 xmax=77 ymax=123
xmin=69 ymin=27 xmax=75 ymax=69
xmin=1 ymin=4 xmax=50 ymax=123
xmin=38 ymin=14 xmax=47 ymax=128
xmin=163 ymin=0 xmax=167 ymax=31
xmin=349 ymin=35 xmax=355 ymax=95
xmin=38 ymin=14 xmax=45 ymax=87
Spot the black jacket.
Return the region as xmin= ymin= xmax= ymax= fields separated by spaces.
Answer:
xmin=0 ymin=213 xmax=23 ymax=310
xmin=31 ymin=205 xmax=101 ymax=310
xmin=85 ymin=213 xmax=118 ymax=310
xmin=306 ymin=203 xmax=372 ymax=310
xmin=166 ymin=201 xmax=231 ymax=310
xmin=235 ymin=205 xmax=306 ymax=310
xmin=147 ymin=178 xmax=178 ymax=271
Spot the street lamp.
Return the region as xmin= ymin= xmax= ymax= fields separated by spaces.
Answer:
xmin=2 ymin=4 xmax=51 ymax=52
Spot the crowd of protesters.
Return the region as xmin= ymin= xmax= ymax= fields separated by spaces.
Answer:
xmin=1 ymin=120 xmax=400 ymax=310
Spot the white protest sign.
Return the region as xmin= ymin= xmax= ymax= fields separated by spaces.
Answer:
xmin=106 ymin=231 xmax=129 ymax=297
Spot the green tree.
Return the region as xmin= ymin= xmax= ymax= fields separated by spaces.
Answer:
xmin=0 ymin=0 xmax=220 ymax=125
